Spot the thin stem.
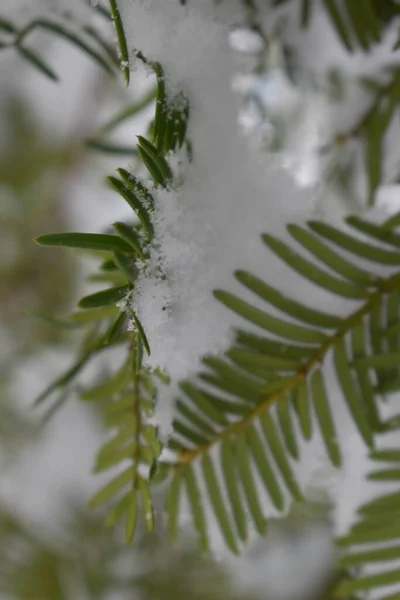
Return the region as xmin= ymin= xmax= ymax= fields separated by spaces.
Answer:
xmin=131 ymin=335 xmax=141 ymax=490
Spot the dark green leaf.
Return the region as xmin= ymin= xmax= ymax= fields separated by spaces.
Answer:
xmin=180 ymin=383 xmax=227 ymax=425
xmin=109 ymin=0 xmax=130 ymax=84
xmin=78 ymin=285 xmax=130 ymax=309
xmin=355 ymin=352 xmax=400 ymax=370
xmin=247 ymin=424 xmax=284 ymax=510
xmin=200 ymin=371 xmax=260 ymax=404
xmin=0 ymin=17 xmax=17 ymax=33
xmin=136 ymin=146 xmax=165 ymax=186
xmin=288 ymin=224 xmax=379 ymax=286
xmin=339 ymin=544 xmax=400 ymax=566
xmin=235 ymin=330 xmax=317 ymax=359
xmin=276 ymin=396 xmax=298 ymax=459
xmin=86 ymin=139 xmax=138 ymax=155
xmin=202 ymin=455 xmax=238 ymax=554
xmin=109 ymin=173 xmax=154 ymax=239
xmin=334 ymin=337 xmax=373 ymax=447
xmin=334 ymin=569 xmax=400 ymax=595
xmin=236 ymin=269 xmax=343 ymax=327
xmin=235 ymin=434 xmax=267 ymax=534
xmin=220 ymin=438 xmax=247 ymax=542
xmin=166 ymin=468 xmax=183 ymax=542
xmin=113 ymin=222 xmax=146 ymax=258
xmin=137 ymin=135 xmax=173 ymax=181
xmin=292 ymin=380 xmax=312 ymax=440
xmin=336 ymin=525 xmax=400 ymax=546
xmin=214 ymin=290 xmax=327 ymax=344
xmin=184 ymin=466 xmax=208 ymax=552
xmin=262 ymin=233 xmax=368 ymax=299
xmin=383 ymin=211 xmax=400 ymax=231
xmin=358 ymin=490 xmax=400 ymax=516
xmin=346 ymin=215 xmax=400 ymax=249
xmin=370 ymin=448 xmax=400 ymax=462
xmin=260 ymin=412 xmax=302 ymax=500
xmin=172 ymin=419 xmax=210 ymax=446
xmin=311 ymin=370 xmax=341 ymax=467
xmin=309 ymin=220 xmax=400 ymax=265
xmin=227 ymin=347 xmax=300 ymax=372
xmin=351 ymin=319 xmax=380 ymax=430
xmin=35 ymin=232 xmax=132 ymax=253
xmin=113 ymin=250 xmax=138 ymax=282
xmin=367 ymin=468 xmax=400 ymax=481
xmin=16 ymin=46 xmax=58 ymax=81
xmin=176 ymin=400 xmax=216 ymax=436
xmin=125 ymin=490 xmax=137 ymax=543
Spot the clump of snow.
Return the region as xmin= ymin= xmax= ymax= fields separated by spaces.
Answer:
xmin=120 ymin=1 xmax=318 ymax=382
xmin=229 ymin=28 xmax=265 ymax=55
xmin=281 ymin=92 xmax=330 ymax=189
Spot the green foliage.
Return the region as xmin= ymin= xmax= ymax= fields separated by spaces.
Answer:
xmin=4 ymin=1 xmax=400 ymax=598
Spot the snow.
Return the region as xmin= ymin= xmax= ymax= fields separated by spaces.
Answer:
xmin=120 ymin=0 xmax=329 ymax=395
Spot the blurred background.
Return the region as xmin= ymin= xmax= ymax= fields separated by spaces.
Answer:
xmin=1 ymin=0 xmax=394 ymax=598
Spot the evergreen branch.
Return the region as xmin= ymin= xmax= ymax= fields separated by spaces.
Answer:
xmin=163 ymin=214 xmax=400 ymax=552
xmin=88 ymin=339 xmax=160 ymax=544
xmin=175 ymin=268 xmax=400 ymax=466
